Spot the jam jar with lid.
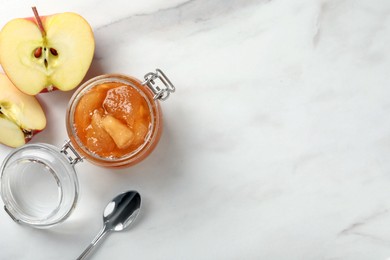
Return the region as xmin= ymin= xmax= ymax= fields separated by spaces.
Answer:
xmin=0 ymin=69 xmax=175 ymax=228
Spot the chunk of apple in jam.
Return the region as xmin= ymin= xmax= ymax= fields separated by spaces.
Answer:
xmin=103 ymin=85 xmax=142 ymax=127
xmin=74 ymin=89 xmax=106 ymax=126
xmin=85 ymin=110 xmax=115 ymax=154
xmin=133 ymin=122 xmax=148 ymax=145
xmin=101 ymin=114 xmax=134 ymax=149
xmin=138 ymin=104 xmax=149 ymax=119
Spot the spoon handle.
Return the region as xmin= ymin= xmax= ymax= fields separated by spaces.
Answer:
xmin=76 ymin=226 xmax=109 ymax=260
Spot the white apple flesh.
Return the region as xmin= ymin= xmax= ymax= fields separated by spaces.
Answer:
xmin=0 ymin=12 xmax=95 ymax=95
xmin=0 ymin=73 xmax=46 ymax=147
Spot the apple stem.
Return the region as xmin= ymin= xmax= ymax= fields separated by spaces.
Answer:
xmin=32 ymin=6 xmax=46 ymax=37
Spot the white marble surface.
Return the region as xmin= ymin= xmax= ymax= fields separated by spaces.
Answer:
xmin=1 ymin=0 xmax=390 ymax=259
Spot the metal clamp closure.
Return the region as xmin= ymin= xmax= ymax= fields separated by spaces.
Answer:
xmin=61 ymin=140 xmax=83 ymax=166
xmin=142 ymin=69 xmax=175 ymax=101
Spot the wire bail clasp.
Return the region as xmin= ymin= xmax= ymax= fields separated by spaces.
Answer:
xmin=142 ymin=69 xmax=175 ymax=101
xmin=61 ymin=140 xmax=83 ymax=166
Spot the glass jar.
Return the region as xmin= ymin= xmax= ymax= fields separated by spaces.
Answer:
xmin=1 ymin=143 xmax=79 ymax=228
xmin=67 ymin=72 xmax=170 ymax=167
xmin=0 ymin=69 xmax=174 ymax=228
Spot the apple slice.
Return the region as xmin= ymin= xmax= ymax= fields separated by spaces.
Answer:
xmin=0 ymin=73 xmax=46 ymax=147
xmin=0 ymin=9 xmax=95 ymax=95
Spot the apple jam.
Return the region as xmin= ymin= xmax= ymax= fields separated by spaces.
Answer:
xmin=74 ymin=82 xmax=151 ymax=158
xmin=66 ymin=73 xmax=168 ymax=167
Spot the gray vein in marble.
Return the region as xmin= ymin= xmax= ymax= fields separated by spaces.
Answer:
xmin=344 ymin=231 xmax=390 ymax=247
xmin=312 ymin=1 xmax=327 ymax=47
xmin=95 ymin=0 xmax=269 ymax=33
xmin=338 ymin=209 xmax=389 ymax=236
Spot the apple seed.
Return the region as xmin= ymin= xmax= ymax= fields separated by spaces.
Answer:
xmin=34 ymin=47 xmax=42 ymax=58
xmin=50 ymin=48 xmax=58 ymax=56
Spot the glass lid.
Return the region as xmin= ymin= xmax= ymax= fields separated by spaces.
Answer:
xmin=0 ymin=143 xmax=79 ymax=228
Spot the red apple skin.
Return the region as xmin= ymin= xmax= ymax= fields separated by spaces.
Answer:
xmin=24 ymin=129 xmax=43 ymax=142
xmin=25 ymin=16 xmax=46 ymax=23
xmin=35 ymin=87 xmax=59 ymax=93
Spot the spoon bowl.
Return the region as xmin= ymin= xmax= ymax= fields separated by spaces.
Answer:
xmin=77 ymin=190 xmax=141 ymax=260
xmin=103 ymin=191 xmax=141 ymax=231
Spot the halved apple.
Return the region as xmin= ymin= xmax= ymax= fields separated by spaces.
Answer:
xmin=0 ymin=73 xmax=46 ymax=147
xmin=0 ymin=10 xmax=95 ymax=95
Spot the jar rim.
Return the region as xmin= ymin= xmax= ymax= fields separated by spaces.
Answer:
xmin=66 ymin=74 xmax=162 ymax=167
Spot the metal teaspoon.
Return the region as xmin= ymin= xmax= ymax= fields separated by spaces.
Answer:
xmin=76 ymin=190 xmax=142 ymax=260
